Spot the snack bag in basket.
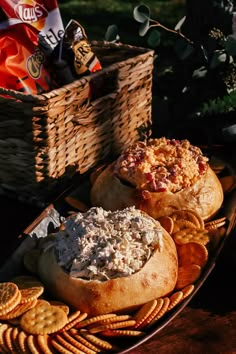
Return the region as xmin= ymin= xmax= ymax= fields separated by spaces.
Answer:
xmin=53 ymin=19 xmax=102 ymax=78
xmin=66 ymin=19 xmax=102 ymax=76
xmin=48 ymin=19 xmax=102 ymax=87
xmin=0 ymin=23 xmax=56 ymax=94
xmin=0 ymin=0 xmax=64 ymax=49
xmin=0 ymin=0 xmax=64 ymax=93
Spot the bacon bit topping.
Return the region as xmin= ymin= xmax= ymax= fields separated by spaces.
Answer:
xmin=114 ymin=138 xmax=208 ymax=193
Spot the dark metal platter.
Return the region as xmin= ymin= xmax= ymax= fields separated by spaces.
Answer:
xmin=0 ymin=150 xmax=235 ymax=354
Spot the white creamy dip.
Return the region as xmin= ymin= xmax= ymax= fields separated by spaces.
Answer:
xmin=52 ymin=206 xmax=163 ymax=281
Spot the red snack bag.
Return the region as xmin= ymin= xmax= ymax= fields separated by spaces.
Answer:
xmin=0 ymin=23 xmax=56 ymax=94
xmin=0 ymin=0 xmax=64 ymax=49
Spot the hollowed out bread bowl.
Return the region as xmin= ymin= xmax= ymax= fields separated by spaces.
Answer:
xmin=90 ymin=138 xmax=224 ymax=221
xmin=37 ymin=207 xmax=178 ymax=316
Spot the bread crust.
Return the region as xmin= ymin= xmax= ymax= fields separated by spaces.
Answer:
xmin=90 ymin=163 xmax=223 ymax=221
xmin=37 ymin=230 xmax=178 ymax=316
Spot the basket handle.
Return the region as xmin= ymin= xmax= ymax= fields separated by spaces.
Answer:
xmin=72 ymin=91 xmax=116 ymax=126
xmin=72 ymin=73 xmax=118 ymax=126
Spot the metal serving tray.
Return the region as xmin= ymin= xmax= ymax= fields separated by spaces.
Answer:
xmin=0 ymin=151 xmax=235 ymax=354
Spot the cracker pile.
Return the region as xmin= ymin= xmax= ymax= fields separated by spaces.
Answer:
xmin=158 ymin=209 xmax=226 ymax=290
xmin=0 ymin=276 xmax=195 ymax=353
xmin=0 ymin=209 xmax=227 ymax=353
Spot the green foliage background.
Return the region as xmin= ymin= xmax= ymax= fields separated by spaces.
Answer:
xmin=56 ymin=1 xmax=236 ymax=143
xmin=57 ymin=0 xmax=186 ymax=46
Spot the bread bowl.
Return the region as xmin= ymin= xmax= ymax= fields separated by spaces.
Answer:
xmin=37 ymin=206 xmax=178 ymax=316
xmin=90 ymin=138 xmax=224 ymax=220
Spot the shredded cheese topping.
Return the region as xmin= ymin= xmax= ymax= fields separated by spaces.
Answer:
xmin=53 ymin=207 xmax=163 ymax=281
xmin=114 ymin=138 xmax=208 ymax=193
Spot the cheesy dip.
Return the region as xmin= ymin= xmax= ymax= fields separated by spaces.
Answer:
xmin=114 ymin=137 xmax=208 ymax=193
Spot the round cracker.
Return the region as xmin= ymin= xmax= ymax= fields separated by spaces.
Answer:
xmin=173 ymin=228 xmax=210 ymax=246
xmin=87 ymin=315 xmax=132 ymax=333
xmin=36 ymin=299 xmax=51 ymax=307
xmin=69 ymin=328 xmax=103 ymax=352
xmin=10 ymin=327 xmax=22 ymax=353
xmin=175 ymin=264 xmax=202 ymax=290
xmin=3 ymin=327 xmax=18 ymax=353
xmin=177 ymin=242 xmax=208 ymax=267
xmin=75 ymin=313 xmax=116 ymax=329
xmin=51 ymin=337 xmax=75 ymax=354
xmin=27 ymin=334 xmax=44 ymax=353
xmin=20 ymin=286 xmax=44 ymax=304
xmin=204 ymin=217 xmax=226 ymax=230
xmin=167 ymin=291 xmax=184 ymax=311
xmin=170 ymin=209 xmax=204 ymax=229
xmin=0 ymin=282 xmax=20 ymax=311
xmin=181 ymin=284 xmax=195 ymax=299
xmin=158 ymin=216 xmax=174 ymax=234
xmin=20 ymin=303 xmax=68 ymax=335
xmin=61 ymin=331 xmax=97 ymax=354
xmin=133 ymin=299 xmax=157 ymax=328
xmin=88 ymin=319 xmax=136 ymax=334
xmin=0 ymin=298 xmax=37 ymax=320
xmin=101 ymin=329 xmax=145 ymax=337
xmin=0 ymin=323 xmax=10 ymax=353
xmin=137 ymin=297 xmax=164 ymax=330
xmin=53 ymin=334 xmax=84 ymax=354
xmin=37 ymin=334 xmax=55 ymax=354
xmin=0 ymin=290 xmax=21 ymax=316
xmin=17 ymin=330 xmax=29 ymax=353
xmin=48 ymin=301 xmax=70 ymax=315
xmin=172 ymin=219 xmax=198 ymax=234
xmin=59 ymin=312 xmax=88 ymax=332
xmin=79 ymin=329 xmax=113 ymax=350
xmin=146 ymin=297 xmax=170 ymax=329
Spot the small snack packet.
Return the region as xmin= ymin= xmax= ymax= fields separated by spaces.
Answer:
xmin=54 ymin=19 xmax=102 ymax=78
xmin=66 ymin=19 xmax=102 ymax=76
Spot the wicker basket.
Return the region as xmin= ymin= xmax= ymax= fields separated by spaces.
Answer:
xmin=0 ymin=41 xmax=154 ymax=205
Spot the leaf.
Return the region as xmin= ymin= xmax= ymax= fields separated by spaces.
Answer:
xmin=174 ymin=16 xmax=186 ymax=31
xmin=133 ymin=4 xmax=150 ymax=23
xmin=225 ymin=35 xmax=236 ymax=56
xmin=222 ymin=124 xmax=236 ymax=142
xmin=199 ymin=45 xmax=209 ymax=62
xmin=210 ymin=50 xmax=227 ymax=68
xmin=104 ymin=24 xmax=120 ymax=42
xmin=174 ymin=38 xmax=194 ymax=60
xmin=198 ymin=91 xmax=236 ymax=117
xmin=192 ymin=66 xmax=208 ymax=79
xmin=139 ymin=18 xmax=150 ymax=37
xmin=147 ymin=30 xmax=161 ymax=47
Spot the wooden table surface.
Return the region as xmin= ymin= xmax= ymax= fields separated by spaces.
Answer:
xmin=1 ymin=188 xmax=236 ymax=354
